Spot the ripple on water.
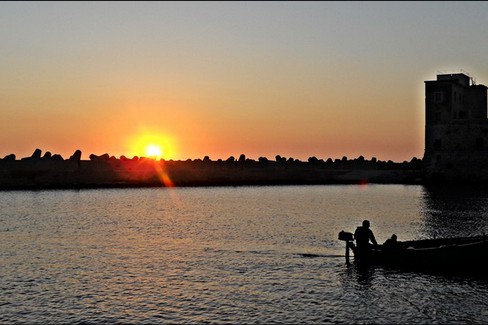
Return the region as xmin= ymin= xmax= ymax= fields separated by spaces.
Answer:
xmin=2 ymin=186 xmax=488 ymax=324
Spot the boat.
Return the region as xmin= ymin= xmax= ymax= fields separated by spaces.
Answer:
xmin=338 ymin=230 xmax=488 ymax=274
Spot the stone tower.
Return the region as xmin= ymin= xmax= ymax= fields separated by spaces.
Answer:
xmin=423 ymin=73 xmax=488 ymax=182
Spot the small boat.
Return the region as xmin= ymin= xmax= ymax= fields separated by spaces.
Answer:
xmin=338 ymin=230 xmax=488 ymax=274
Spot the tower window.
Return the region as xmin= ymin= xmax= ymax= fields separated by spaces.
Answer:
xmin=477 ymin=138 xmax=484 ymax=149
xmin=434 ymin=139 xmax=442 ymax=150
xmin=435 ymin=112 xmax=442 ymax=122
xmin=433 ymin=92 xmax=443 ymax=103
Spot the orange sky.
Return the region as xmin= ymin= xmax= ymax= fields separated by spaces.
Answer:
xmin=1 ymin=2 xmax=487 ymax=162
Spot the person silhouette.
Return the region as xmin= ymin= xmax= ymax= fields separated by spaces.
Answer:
xmin=383 ymin=234 xmax=399 ymax=251
xmin=354 ymin=219 xmax=378 ymax=253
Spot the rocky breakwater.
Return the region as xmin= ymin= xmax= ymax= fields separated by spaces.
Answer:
xmin=0 ymin=150 xmax=424 ymax=190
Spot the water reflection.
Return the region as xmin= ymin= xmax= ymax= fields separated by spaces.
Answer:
xmin=347 ymin=263 xmax=376 ymax=286
xmin=337 ymin=260 xmax=488 ymax=324
xmin=420 ymin=185 xmax=488 ymax=239
xmin=3 ymin=186 xmax=488 ymax=324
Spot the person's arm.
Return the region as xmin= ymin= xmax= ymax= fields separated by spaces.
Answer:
xmin=370 ymin=230 xmax=378 ymax=246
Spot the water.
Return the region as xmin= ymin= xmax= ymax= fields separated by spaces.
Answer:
xmin=2 ymin=184 xmax=488 ymax=324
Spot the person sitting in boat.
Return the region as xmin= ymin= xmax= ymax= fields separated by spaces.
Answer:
xmin=382 ymin=234 xmax=400 ymax=251
xmin=354 ymin=219 xmax=378 ymax=252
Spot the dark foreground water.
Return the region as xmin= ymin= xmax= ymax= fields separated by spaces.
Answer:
xmin=2 ymin=185 xmax=488 ymax=324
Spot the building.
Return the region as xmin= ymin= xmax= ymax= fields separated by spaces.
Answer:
xmin=423 ymin=73 xmax=488 ymax=182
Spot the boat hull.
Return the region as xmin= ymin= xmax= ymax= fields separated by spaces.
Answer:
xmin=352 ymin=236 xmax=488 ymax=274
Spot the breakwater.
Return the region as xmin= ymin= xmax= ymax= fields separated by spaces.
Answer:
xmin=0 ymin=150 xmax=423 ymax=190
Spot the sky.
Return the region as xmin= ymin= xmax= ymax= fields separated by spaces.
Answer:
xmin=1 ymin=1 xmax=488 ymax=162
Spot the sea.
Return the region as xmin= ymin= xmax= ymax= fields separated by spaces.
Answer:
xmin=2 ymin=184 xmax=488 ymax=324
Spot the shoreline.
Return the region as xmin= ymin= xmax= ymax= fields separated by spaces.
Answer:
xmin=0 ymin=178 xmax=425 ymax=191
xmin=0 ymin=157 xmax=424 ymax=191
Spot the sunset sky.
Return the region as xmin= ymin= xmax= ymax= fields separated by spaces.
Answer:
xmin=1 ymin=1 xmax=488 ymax=162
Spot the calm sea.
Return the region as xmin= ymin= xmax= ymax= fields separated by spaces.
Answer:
xmin=2 ymin=184 xmax=488 ymax=324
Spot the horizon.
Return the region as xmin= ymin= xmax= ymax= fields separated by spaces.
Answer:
xmin=2 ymin=2 xmax=488 ymax=162
xmin=0 ymin=147 xmax=423 ymax=163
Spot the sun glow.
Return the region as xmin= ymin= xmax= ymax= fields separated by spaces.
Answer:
xmin=145 ymin=144 xmax=163 ymax=160
xmin=127 ymin=130 xmax=177 ymax=160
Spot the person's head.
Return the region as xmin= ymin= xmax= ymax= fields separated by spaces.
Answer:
xmin=362 ymin=220 xmax=370 ymax=228
xmin=391 ymin=234 xmax=397 ymax=241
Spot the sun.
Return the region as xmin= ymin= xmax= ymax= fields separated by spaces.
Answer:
xmin=126 ymin=129 xmax=177 ymax=160
xmin=145 ymin=144 xmax=163 ymax=160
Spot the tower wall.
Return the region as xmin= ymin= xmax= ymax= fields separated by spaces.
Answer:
xmin=423 ymin=74 xmax=488 ymax=182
